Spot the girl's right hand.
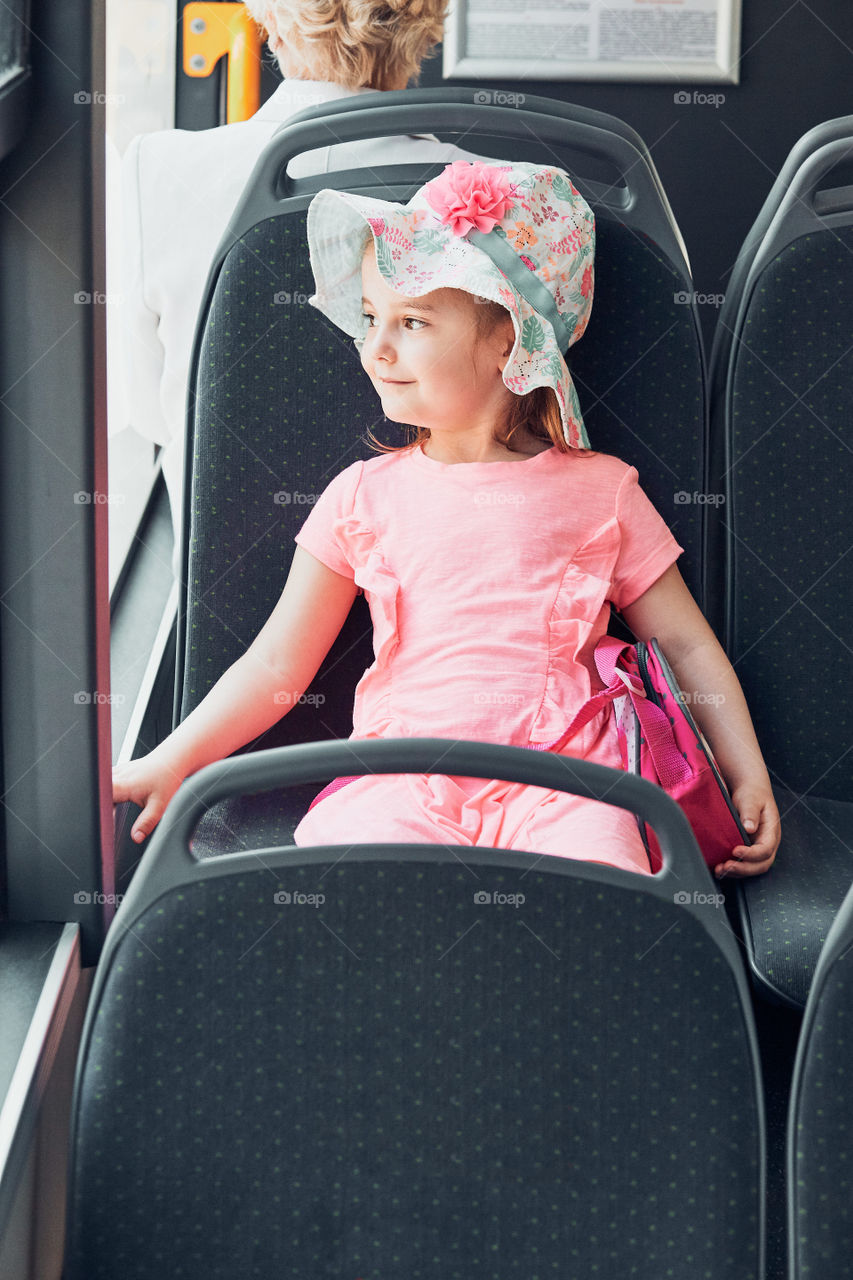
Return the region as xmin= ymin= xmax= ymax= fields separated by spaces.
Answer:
xmin=112 ymin=747 xmax=189 ymax=844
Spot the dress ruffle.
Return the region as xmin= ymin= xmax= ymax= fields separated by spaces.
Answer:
xmin=531 ymin=515 xmax=621 ymax=745
xmin=332 ymin=515 xmax=400 ymax=737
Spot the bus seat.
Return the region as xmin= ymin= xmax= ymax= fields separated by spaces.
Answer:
xmin=704 ymin=113 xmax=853 ymax=634
xmin=787 ymin=874 xmax=853 ymax=1278
xmin=706 ymin=131 xmax=853 ymax=1010
xmin=67 ymin=740 xmax=765 ymax=1280
xmin=170 ymin=91 xmax=708 ymax=858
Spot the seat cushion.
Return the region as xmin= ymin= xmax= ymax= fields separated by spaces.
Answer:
xmin=737 ymin=786 xmax=853 ymax=1008
xmin=191 ymin=782 xmax=314 ymax=856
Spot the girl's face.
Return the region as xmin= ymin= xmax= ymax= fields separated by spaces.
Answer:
xmin=359 ymin=242 xmax=515 ymax=439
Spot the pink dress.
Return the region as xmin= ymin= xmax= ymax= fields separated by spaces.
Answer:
xmin=292 ymin=444 xmax=683 ymax=875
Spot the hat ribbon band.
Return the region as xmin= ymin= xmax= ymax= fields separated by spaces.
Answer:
xmin=467 ymin=228 xmax=572 ymax=353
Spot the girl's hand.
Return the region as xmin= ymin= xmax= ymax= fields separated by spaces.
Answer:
xmin=112 ymin=747 xmax=189 ymax=844
xmin=714 ymin=784 xmax=781 ymax=879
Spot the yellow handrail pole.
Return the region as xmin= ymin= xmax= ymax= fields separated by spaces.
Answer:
xmin=183 ymin=2 xmax=262 ymax=124
xmin=224 ymin=18 xmax=261 ymax=124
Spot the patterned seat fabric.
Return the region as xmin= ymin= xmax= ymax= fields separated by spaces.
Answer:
xmin=739 ymin=788 xmax=853 ymax=1008
xmin=181 ymin=214 xmax=706 ymax=855
xmin=67 ymin=860 xmax=762 ymax=1279
xmin=726 ymin=229 xmax=853 ymax=1008
xmin=789 ymin=883 xmax=853 ymax=1278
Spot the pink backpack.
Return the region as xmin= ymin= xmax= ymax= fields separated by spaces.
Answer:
xmin=529 ymin=635 xmax=750 ymax=871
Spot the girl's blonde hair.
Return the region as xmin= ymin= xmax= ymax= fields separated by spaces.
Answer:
xmin=244 ymin=0 xmax=449 ymax=91
xmin=364 ymin=292 xmax=594 ymax=458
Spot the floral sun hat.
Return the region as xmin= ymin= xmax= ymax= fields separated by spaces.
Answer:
xmin=305 ymin=160 xmax=596 ymax=448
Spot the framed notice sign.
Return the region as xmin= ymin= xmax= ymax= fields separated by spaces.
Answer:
xmin=443 ymin=0 xmax=742 ymax=84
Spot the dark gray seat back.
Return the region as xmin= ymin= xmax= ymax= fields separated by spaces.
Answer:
xmin=788 ymin=875 xmax=853 ymax=1278
xmin=66 ymin=741 xmax=765 ymax=1280
xmin=705 ymin=114 xmax=853 ymax=628
xmin=708 ymin=135 xmax=853 ymax=1008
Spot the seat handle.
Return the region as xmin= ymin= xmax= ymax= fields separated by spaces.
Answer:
xmin=782 ymin=136 xmax=853 ymax=215
xmin=251 ymin=101 xmax=652 ymax=213
xmin=757 ymin=136 xmax=853 ymax=261
xmin=143 ymin=736 xmax=707 ymax=882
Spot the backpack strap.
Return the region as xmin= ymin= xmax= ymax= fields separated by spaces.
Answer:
xmin=527 ymin=656 xmax=631 ymax=755
xmin=596 ymin=636 xmax=693 ymax=788
xmin=532 ymin=636 xmax=693 ymax=790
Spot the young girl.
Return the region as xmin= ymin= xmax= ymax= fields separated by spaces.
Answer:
xmin=113 ymin=160 xmax=780 ymax=878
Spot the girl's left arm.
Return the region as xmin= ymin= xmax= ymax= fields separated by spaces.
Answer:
xmin=620 ymin=563 xmax=781 ymax=879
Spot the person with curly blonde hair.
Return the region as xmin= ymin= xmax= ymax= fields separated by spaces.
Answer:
xmin=245 ymin=0 xmax=448 ymax=91
xmin=117 ymin=0 xmax=494 ymax=574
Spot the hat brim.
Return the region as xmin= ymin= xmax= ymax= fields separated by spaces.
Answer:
xmin=306 ymin=187 xmax=590 ymax=449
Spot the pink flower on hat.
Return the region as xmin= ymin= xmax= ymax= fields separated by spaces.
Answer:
xmin=424 ymin=162 xmax=515 ymax=236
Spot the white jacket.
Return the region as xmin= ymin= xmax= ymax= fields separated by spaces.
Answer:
xmin=119 ymin=78 xmax=495 ymax=556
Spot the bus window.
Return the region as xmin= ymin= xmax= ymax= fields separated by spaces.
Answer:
xmin=0 ymin=0 xmax=31 ymax=162
xmin=105 ymin=2 xmax=261 ymax=599
xmin=105 ymin=0 xmax=177 ymax=595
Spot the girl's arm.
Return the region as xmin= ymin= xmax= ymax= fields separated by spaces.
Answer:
xmin=620 ymin=564 xmax=781 ymax=879
xmin=113 ymin=547 xmax=358 ymax=842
